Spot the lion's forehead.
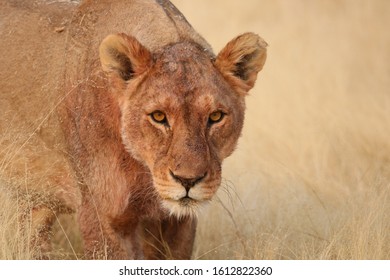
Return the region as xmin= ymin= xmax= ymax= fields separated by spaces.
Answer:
xmin=143 ymin=90 xmax=223 ymax=114
xmin=143 ymin=65 xmax=235 ymax=111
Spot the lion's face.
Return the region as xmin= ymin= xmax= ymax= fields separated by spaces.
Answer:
xmin=120 ymin=43 xmax=245 ymax=217
xmin=99 ymin=33 xmax=267 ymax=217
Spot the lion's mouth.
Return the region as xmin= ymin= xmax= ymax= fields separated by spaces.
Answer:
xmin=160 ymin=196 xmax=206 ymax=218
xmin=155 ymin=181 xmax=216 ymax=217
xmin=178 ymin=197 xmax=196 ymax=206
xmin=164 ymin=196 xmax=198 ymax=206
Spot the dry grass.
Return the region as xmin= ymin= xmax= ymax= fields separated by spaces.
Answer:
xmin=0 ymin=186 xmax=31 ymax=259
xmin=1 ymin=0 xmax=390 ymax=259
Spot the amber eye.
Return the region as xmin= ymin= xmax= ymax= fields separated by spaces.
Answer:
xmin=150 ymin=111 xmax=167 ymax=124
xmin=209 ymin=111 xmax=224 ymax=124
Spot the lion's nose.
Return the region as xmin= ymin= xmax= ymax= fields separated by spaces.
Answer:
xmin=170 ymin=170 xmax=207 ymax=192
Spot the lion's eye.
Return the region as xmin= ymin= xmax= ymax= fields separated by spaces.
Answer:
xmin=150 ymin=111 xmax=167 ymax=124
xmin=209 ymin=111 xmax=224 ymax=124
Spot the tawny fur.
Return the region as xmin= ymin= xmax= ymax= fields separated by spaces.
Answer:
xmin=0 ymin=0 xmax=266 ymax=259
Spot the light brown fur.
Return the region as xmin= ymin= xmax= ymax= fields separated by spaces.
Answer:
xmin=0 ymin=0 xmax=266 ymax=259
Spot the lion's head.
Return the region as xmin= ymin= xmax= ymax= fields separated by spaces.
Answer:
xmin=99 ymin=33 xmax=267 ymax=217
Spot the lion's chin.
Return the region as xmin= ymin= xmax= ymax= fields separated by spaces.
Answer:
xmin=161 ymin=198 xmax=207 ymax=219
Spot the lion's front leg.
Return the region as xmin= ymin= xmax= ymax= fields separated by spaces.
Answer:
xmin=78 ymin=196 xmax=143 ymax=259
xmin=141 ymin=217 xmax=197 ymax=260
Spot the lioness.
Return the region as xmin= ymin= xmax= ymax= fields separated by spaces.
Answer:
xmin=0 ymin=0 xmax=266 ymax=259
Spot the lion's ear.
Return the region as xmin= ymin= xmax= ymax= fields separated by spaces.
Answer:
xmin=99 ymin=33 xmax=152 ymax=81
xmin=215 ymin=33 xmax=267 ymax=96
